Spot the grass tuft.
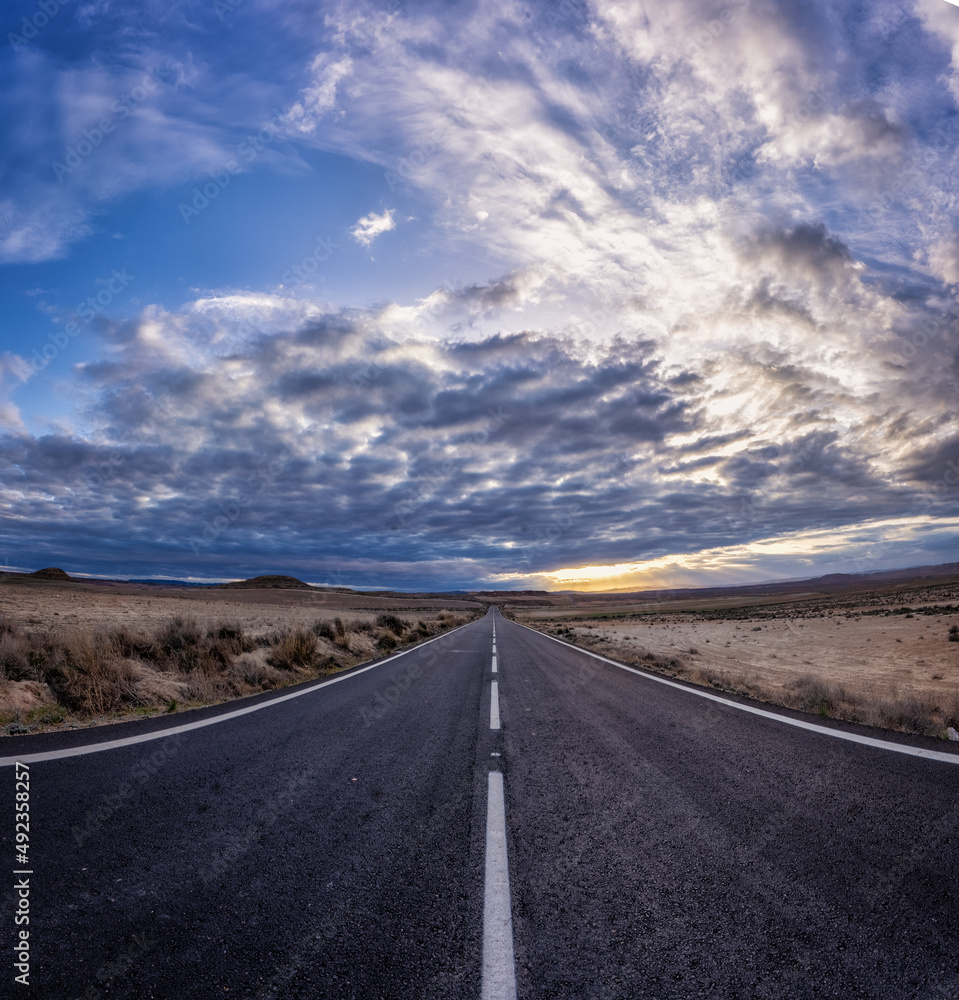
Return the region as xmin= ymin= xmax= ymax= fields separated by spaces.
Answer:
xmin=267 ymin=629 xmax=320 ymax=671
xmin=376 ymin=614 xmax=408 ymax=636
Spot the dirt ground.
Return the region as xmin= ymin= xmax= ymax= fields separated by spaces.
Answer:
xmin=524 ymin=580 xmax=959 ymax=725
xmin=0 ymin=578 xmax=480 ymax=638
xmin=569 ymin=609 xmax=959 ymax=703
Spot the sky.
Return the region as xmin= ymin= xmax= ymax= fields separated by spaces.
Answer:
xmin=1 ymin=0 xmax=959 ymax=591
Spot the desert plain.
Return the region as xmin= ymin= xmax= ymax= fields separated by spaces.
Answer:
xmin=521 ymin=575 xmax=959 ymax=737
xmin=1 ymin=566 xmax=958 ymax=738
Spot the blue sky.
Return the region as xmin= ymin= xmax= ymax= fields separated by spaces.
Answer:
xmin=1 ymin=0 xmax=959 ymax=590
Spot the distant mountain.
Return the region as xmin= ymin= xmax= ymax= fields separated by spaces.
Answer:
xmin=6 ymin=560 xmax=959 ymax=600
xmin=572 ymin=562 xmax=959 ymax=602
xmin=28 ymin=567 xmax=73 ymax=581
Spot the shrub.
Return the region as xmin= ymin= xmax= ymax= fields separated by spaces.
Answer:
xmin=689 ymin=665 xmax=731 ymax=689
xmin=229 ymin=657 xmax=285 ymax=691
xmin=949 ymin=625 xmax=959 ymax=642
xmin=199 ymin=637 xmax=234 ymax=674
xmin=154 ymin=617 xmax=204 ymax=671
xmin=312 ymin=621 xmax=336 ymax=641
xmin=942 ymin=691 xmax=959 ymax=730
xmin=210 ymin=622 xmax=255 ymax=654
xmin=867 ymin=695 xmax=937 ymax=736
xmin=156 ymin=616 xmax=202 ymax=652
xmin=108 ymin=628 xmax=160 ymax=662
xmin=42 ymin=630 xmax=138 ymax=715
xmin=183 ymin=672 xmax=238 ymax=704
xmin=0 ymin=632 xmax=36 ymax=681
xmin=376 ymin=614 xmax=407 ymax=636
xmin=134 ymin=618 xmax=255 ymax=674
xmin=786 ymin=674 xmax=836 ymax=713
xmin=267 ymin=629 xmax=320 ymax=671
xmin=376 ymin=632 xmax=398 ymax=651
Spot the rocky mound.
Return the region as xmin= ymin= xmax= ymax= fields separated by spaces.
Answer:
xmin=217 ymin=575 xmax=313 ymax=590
xmin=29 ymin=567 xmax=73 ymax=581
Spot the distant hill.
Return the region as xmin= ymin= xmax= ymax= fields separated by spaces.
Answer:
xmin=29 ymin=567 xmax=73 ymax=581
xmin=5 ymin=560 xmax=959 ymax=601
xmin=580 ymin=561 xmax=959 ymax=602
xmin=216 ymin=575 xmax=315 ymax=590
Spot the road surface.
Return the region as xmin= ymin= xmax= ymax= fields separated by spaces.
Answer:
xmin=4 ymin=607 xmax=959 ymax=998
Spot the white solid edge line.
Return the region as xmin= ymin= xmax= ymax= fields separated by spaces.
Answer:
xmin=0 ymin=620 xmax=476 ymax=766
xmin=509 ymin=619 xmax=959 ymax=766
xmin=482 ymin=770 xmax=517 ymax=1000
xmin=490 ymin=680 xmax=501 ymax=730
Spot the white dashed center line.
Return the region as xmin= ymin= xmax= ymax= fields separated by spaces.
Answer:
xmin=482 ymin=770 xmax=517 ymax=1000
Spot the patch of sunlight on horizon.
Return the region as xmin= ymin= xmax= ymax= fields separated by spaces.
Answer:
xmin=494 ymin=515 xmax=959 ymax=592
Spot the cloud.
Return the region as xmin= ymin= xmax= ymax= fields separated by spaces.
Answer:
xmin=1 ymin=277 xmax=957 ymax=586
xmin=917 ymin=0 xmax=959 ymax=99
xmin=271 ymin=0 xmax=957 ymax=358
xmin=0 ymin=29 xmax=305 ymax=263
xmin=3 ymin=0 xmax=959 ymax=586
xmin=924 ymin=234 xmax=959 ymax=284
xmin=505 ymin=516 xmax=959 ymax=592
xmin=283 ymin=53 xmax=353 ymax=132
xmin=349 ymin=207 xmax=396 ymax=247
xmin=0 ymin=353 xmax=31 ymax=432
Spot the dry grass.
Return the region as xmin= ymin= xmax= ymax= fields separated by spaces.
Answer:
xmin=544 ymin=625 xmax=959 ymax=739
xmin=267 ymin=629 xmax=323 ymax=671
xmin=0 ymin=630 xmax=34 ymax=680
xmin=0 ymin=606 xmax=479 ymax=732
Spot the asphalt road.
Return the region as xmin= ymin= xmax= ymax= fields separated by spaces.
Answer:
xmin=4 ymin=606 xmax=959 ymax=999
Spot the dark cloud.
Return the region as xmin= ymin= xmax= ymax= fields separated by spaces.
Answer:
xmin=901 ymin=436 xmax=959 ymax=488
xmin=2 ymin=294 xmax=955 ymax=588
xmin=744 ymin=224 xmax=859 ymax=304
xmin=746 ymin=278 xmax=819 ymax=326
